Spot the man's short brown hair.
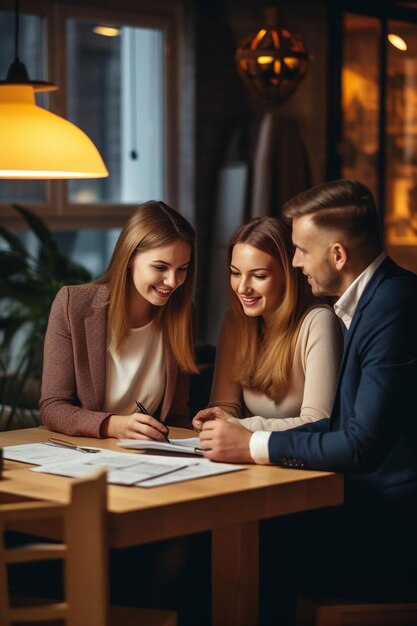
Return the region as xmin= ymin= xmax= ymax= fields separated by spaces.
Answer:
xmin=283 ymin=179 xmax=382 ymax=252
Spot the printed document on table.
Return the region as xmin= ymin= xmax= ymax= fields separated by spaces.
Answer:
xmin=2 ymin=442 xmax=105 ymax=465
xmin=139 ymin=458 xmax=245 ymax=487
xmin=31 ymin=455 xmax=198 ymax=486
xmin=3 ymin=442 xmax=246 ymax=487
xmin=118 ymin=437 xmax=203 ymax=455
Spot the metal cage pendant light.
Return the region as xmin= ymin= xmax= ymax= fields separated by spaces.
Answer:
xmin=0 ymin=0 xmax=108 ymax=179
xmin=236 ymin=7 xmax=309 ymax=103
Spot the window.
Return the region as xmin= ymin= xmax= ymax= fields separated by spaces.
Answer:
xmin=333 ymin=4 xmax=417 ymax=273
xmin=0 ymin=1 xmax=181 ymax=229
xmin=66 ymin=20 xmax=165 ymax=205
xmin=341 ymin=14 xmax=380 ymax=202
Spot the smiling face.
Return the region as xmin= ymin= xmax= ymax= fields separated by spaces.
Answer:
xmin=230 ymin=243 xmax=284 ymax=321
xmin=128 ymin=240 xmax=191 ymax=324
xmin=291 ymin=215 xmax=342 ymax=297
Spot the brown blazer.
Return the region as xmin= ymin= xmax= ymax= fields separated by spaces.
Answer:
xmin=40 ymin=284 xmax=190 ymax=437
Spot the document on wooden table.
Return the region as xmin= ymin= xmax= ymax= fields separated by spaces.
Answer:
xmin=3 ymin=442 xmax=105 ymax=465
xmin=118 ymin=437 xmax=203 ymax=455
xmin=2 ymin=442 xmax=245 ymax=487
xmin=31 ymin=455 xmax=197 ymax=485
xmin=139 ymin=458 xmax=245 ymax=487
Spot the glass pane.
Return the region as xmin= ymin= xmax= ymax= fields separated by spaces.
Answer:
xmin=66 ymin=20 xmax=165 ymax=204
xmin=53 ymin=228 xmax=121 ymax=278
xmin=385 ymin=19 xmax=417 ymax=271
xmin=6 ymin=227 xmax=120 ymax=279
xmin=0 ymin=11 xmax=48 ymax=202
xmin=341 ymin=14 xmax=380 ymax=200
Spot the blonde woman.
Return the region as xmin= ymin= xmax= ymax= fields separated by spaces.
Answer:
xmin=40 ymin=201 xmax=198 ymax=439
xmin=193 ymin=216 xmax=343 ymax=439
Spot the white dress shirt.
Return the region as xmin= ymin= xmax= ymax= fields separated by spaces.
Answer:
xmin=333 ymin=251 xmax=386 ymax=330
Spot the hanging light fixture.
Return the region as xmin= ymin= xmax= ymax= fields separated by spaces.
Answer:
xmin=388 ymin=33 xmax=407 ymax=51
xmin=0 ymin=0 xmax=109 ymax=179
xmin=236 ymin=6 xmax=309 ymax=103
xmin=93 ymin=25 xmax=121 ymax=38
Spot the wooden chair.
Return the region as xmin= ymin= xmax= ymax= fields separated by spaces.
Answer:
xmin=0 ymin=468 xmax=177 ymax=626
xmin=297 ymin=595 xmax=417 ymax=626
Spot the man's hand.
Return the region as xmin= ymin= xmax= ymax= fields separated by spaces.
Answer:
xmin=192 ymin=406 xmax=234 ymax=432
xmin=199 ymin=419 xmax=253 ymax=463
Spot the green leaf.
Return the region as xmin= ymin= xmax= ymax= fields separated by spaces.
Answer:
xmin=0 ymin=317 xmax=29 ymax=351
xmin=0 ymin=282 xmax=44 ymax=302
xmin=0 ymin=316 xmax=28 ymax=331
xmin=1 ymin=204 xmax=93 ymax=424
xmin=0 ymin=226 xmax=28 ymax=258
xmin=12 ymin=204 xmax=57 ymax=252
xmin=55 ymin=253 xmax=92 ymax=282
xmin=12 ymin=204 xmax=58 ymax=273
xmin=0 ymin=251 xmax=28 ymax=278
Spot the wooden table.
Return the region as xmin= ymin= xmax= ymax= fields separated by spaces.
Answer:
xmin=0 ymin=427 xmax=344 ymax=626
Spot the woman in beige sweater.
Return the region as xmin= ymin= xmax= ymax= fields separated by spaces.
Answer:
xmin=193 ymin=216 xmax=343 ymax=435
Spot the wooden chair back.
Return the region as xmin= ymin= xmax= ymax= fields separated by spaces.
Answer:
xmin=0 ymin=468 xmax=108 ymax=626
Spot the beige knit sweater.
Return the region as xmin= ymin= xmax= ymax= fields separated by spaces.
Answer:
xmin=209 ymin=306 xmax=343 ymax=432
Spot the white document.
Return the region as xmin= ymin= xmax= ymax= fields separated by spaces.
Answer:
xmin=118 ymin=437 xmax=203 ymax=455
xmin=2 ymin=442 xmax=105 ymax=465
xmin=3 ymin=442 xmax=245 ymax=487
xmin=139 ymin=458 xmax=245 ymax=488
xmin=31 ymin=455 xmax=198 ymax=486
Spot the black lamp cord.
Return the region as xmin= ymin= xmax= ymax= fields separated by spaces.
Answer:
xmin=14 ymin=0 xmax=20 ymax=62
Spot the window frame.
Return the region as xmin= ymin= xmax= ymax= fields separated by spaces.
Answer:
xmin=0 ymin=0 xmax=182 ymax=230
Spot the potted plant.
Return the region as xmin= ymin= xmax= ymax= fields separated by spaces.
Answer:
xmin=0 ymin=205 xmax=92 ymax=430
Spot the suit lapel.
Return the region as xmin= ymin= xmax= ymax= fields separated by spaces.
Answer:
xmin=339 ymin=257 xmax=395 ymax=371
xmin=84 ymin=286 xmax=108 ymax=410
xmin=332 ymin=256 xmax=396 ymax=416
xmin=338 ymin=311 xmax=361 ymax=378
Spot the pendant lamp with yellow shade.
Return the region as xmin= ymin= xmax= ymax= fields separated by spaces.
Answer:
xmin=0 ymin=0 xmax=109 ymax=179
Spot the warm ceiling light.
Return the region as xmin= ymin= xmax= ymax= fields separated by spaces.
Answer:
xmin=0 ymin=85 xmax=109 ymax=178
xmin=388 ymin=33 xmax=407 ymax=51
xmin=236 ymin=7 xmax=309 ymax=102
xmin=0 ymin=0 xmax=109 ymax=179
xmin=93 ymin=25 xmax=121 ymax=37
xmin=257 ymin=56 xmax=275 ymax=65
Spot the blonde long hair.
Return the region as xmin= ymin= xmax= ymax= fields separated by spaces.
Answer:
xmin=96 ymin=201 xmax=198 ymax=374
xmin=229 ymin=216 xmax=314 ymax=401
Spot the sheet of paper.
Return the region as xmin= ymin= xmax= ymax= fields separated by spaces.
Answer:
xmin=2 ymin=442 xmax=105 ymax=465
xmin=3 ymin=442 xmax=245 ymax=487
xmin=138 ymin=458 xmax=245 ymax=487
xmin=118 ymin=437 xmax=203 ymax=455
xmin=31 ymin=455 xmax=199 ymax=485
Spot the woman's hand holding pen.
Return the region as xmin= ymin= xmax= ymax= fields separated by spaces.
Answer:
xmin=101 ymin=412 xmax=170 ymax=441
xmin=192 ymin=406 xmax=235 ymax=433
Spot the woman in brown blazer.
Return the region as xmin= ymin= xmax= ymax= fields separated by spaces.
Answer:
xmin=40 ymin=201 xmax=198 ymax=439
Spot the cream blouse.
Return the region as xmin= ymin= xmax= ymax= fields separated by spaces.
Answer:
xmin=104 ymin=320 xmax=166 ymax=416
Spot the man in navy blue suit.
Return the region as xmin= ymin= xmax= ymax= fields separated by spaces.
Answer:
xmin=196 ymin=179 xmax=417 ymax=618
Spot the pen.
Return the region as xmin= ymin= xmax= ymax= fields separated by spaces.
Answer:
xmin=135 ymin=401 xmax=171 ymax=443
xmin=46 ymin=438 xmax=101 ymax=454
xmin=135 ymin=401 xmax=148 ymax=415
